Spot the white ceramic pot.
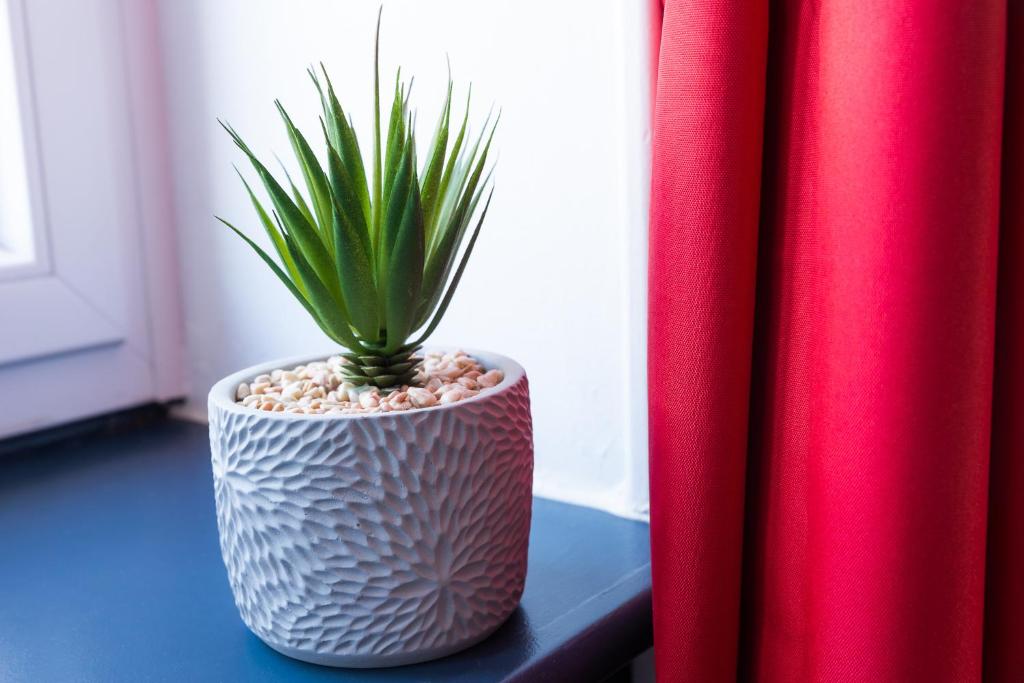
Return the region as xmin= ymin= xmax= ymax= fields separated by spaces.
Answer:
xmin=208 ymin=349 xmax=534 ymax=668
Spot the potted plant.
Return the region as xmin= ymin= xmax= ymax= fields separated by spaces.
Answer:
xmin=207 ymin=17 xmax=533 ymax=668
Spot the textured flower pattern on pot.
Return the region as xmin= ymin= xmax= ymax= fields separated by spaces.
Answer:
xmin=210 ymin=371 xmax=533 ymax=666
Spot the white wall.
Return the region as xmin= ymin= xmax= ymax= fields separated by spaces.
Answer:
xmin=158 ymin=0 xmax=651 ymax=519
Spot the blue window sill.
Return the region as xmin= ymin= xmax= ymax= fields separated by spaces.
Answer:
xmin=0 ymin=419 xmax=651 ymax=682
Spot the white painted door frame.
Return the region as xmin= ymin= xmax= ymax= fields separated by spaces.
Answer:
xmin=0 ymin=0 xmax=185 ymax=437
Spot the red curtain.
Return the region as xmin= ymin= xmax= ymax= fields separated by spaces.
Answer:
xmin=648 ymin=1 xmax=1023 ymax=681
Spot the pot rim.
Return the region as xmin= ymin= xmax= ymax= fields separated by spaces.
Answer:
xmin=208 ymin=347 xmax=526 ymax=422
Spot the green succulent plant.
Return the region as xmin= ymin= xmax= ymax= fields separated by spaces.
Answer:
xmin=217 ymin=16 xmax=497 ymax=389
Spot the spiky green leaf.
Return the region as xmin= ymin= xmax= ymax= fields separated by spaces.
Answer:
xmin=282 ymin=230 xmax=365 ymax=351
xmin=379 ymin=141 xmax=414 ymax=281
xmin=216 ymin=217 xmax=344 ymax=344
xmin=431 ymin=88 xmax=472 ymax=235
xmin=327 ymin=147 xmax=379 ymax=340
xmin=220 ymin=121 xmax=340 ymax=299
xmin=234 ymin=169 xmax=306 ymax=295
xmin=371 ymin=7 xmax=384 ymax=248
xmin=322 ymin=120 xmax=371 ymax=259
xmin=412 ymin=190 xmax=492 ymax=347
xmin=382 ymin=74 xmax=407 ymax=214
xmin=384 ymin=162 xmax=425 ymax=353
xmin=312 ymin=66 xmax=372 ymax=233
xmin=276 ymin=101 xmax=334 ymax=245
xmin=420 ymin=79 xmax=452 ymax=243
xmin=417 ymin=166 xmax=492 ymax=327
xmin=278 ymin=162 xmax=317 ymax=239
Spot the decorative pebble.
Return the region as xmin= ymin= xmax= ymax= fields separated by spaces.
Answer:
xmin=234 ymin=350 xmax=504 ymax=415
xmin=407 ymin=387 xmax=438 ymax=408
xmin=439 ymin=389 xmax=464 ymax=405
xmin=477 ymin=369 xmax=504 ymax=388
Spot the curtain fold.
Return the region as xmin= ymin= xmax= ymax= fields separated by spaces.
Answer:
xmin=648 ymin=1 xmax=767 ymax=680
xmin=984 ymin=3 xmax=1024 ymax=679
xmin=648 ymin=1 xmax=1021 ymax=681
